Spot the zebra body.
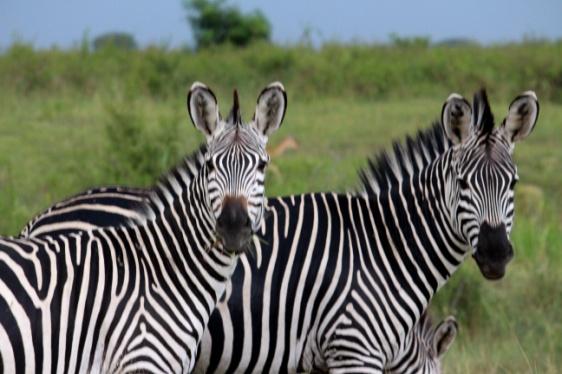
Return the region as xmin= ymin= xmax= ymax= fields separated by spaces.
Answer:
xmin=0 ymin=207 xmax=235 ymax=373
xmin=1 ymin=81 xmax=287 ymax=373
xmin=20 ymin=90 xmax=538 ymax=372
xmin=199 ymin=189 xmax=463 ymax=373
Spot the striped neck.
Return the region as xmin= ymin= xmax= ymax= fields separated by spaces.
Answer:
xmin=154 ymin=163 xmax=239 ymax=284
xmin=122 ymin=163 xmax=239 ymax=368
xmin=357 ymin=147 xmax=468 ymax=364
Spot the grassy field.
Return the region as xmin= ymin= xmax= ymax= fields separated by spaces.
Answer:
xmin=0 ymin=44 xmax=561 ymax=372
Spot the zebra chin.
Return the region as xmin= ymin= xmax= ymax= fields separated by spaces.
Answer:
xmin=473 ymin=222 xmax=514 ymax=280
xmin=216 ymin=232 xmax=253 ymax=254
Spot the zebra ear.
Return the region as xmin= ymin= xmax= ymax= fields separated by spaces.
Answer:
xmin=501 ymin=91 xmax=539 ymax=143
xmin=441 ymin=93 xmax=472 ymax=145
xmin=252 ymin=82 xmax=287 ymax=139
xmin=433 ymin=316 xmax=458 ymax=358
xmin=188 ymin=82 xmax=223 ymax=140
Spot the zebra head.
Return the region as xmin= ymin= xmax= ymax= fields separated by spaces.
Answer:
xmin=387 ymin=313 xmax=458 ymax=373
xmin=188 ymin=82 xmax=287 ymax=253
xmin=442 ymin=89 xmax=539 ymax=280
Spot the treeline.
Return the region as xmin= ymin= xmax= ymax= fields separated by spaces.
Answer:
xmin=1 ymin=41 xmax=561 ymax=101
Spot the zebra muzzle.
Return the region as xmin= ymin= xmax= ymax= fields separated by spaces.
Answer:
xmin=473 ymin=222 xmax=514 ymax=280
xmin=216 ymin=196 xmax=252 ymax=253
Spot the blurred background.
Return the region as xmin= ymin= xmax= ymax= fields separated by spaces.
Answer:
xmin=1 ymin=0 xmax=561 ymax=372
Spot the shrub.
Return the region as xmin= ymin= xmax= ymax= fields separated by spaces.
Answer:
xmin=93 ymin=32 xmax=138 ymax=51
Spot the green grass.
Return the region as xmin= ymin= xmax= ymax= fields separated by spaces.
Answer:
xmin=0 ymin=45 xmax=561 ymax=372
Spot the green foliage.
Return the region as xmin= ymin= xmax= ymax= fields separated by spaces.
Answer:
xmin=103 ymin=101 xmax=186 ymax=185
xmin=1 ymin=42 xmax=562 ymax=102
xmin=389 ymin=33 xmax=431 ymax=48
xmin=93 ymin=32 xmax=137 ymax=51
xmin=184 ymin=0 xmax=271 ymax=48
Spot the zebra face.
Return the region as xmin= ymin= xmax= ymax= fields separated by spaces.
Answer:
xmin=442 ymin=89 xmax=539 ymax=280
xmin=188 ymin=82 xmax=287 ymax=253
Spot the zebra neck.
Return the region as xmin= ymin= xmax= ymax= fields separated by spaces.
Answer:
xmin=422 ymin=152 xmax=471 ymax=290
xmin=354 ymin=153 xmax=468 ymax=365
xmin=363 ymin=152 xmax=468 ymax=317
xmin=130 ymin=173 xmax=239 ymax=337
xmin=160 ymin=171 xmax=238 ymax=278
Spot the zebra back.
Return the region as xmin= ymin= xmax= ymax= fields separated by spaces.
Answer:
xmin=20 ymin=186 xmax=149 ymax=238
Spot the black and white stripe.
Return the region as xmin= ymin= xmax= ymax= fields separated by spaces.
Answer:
xmin=20 ymin=90 xmax=537 ymax=372
xmin=0 ymin=81 xmax=286 ymax=373
xmin=19 ymin=186 xmax=150 ymax=238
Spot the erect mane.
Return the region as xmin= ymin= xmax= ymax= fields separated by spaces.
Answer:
xmin=358 ymin=122 xmax=451 ymax=196
xmin=134 ymin=144 xmax=208 ymax=220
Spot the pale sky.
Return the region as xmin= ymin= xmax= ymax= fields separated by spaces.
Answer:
xmin=1 ymin=0 xmax=561 ymax=49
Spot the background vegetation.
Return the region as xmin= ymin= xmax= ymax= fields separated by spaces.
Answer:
xmin=0 ymin=41 xmax=561 ymax=372
xmin=92 ymin=32 xmax=138 ymax=51
xmin=184 ymin=0 xmax=271 ymax=48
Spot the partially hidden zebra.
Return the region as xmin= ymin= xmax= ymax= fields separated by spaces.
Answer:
xmin=0 ymin=81 xmax=287 ymax=373
xmin=20 ymin=89 xmax=538 ymax=372
xmin=385 ymin=312 xmax=457 ymax=374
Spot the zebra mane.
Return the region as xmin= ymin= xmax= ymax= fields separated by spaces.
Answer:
xmin=358 ymin=121 xmax=451 ymax=196
xmin=135 ymin=144 xmax=208 ymax=220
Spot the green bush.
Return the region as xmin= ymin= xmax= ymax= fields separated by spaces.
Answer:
xmin=93 ymin=32 xmax=138 ymax=51
xmin=2 ymin=41 xmax=562 ymax=101
xmin=103 ymin=100 xmax=186 ymax=186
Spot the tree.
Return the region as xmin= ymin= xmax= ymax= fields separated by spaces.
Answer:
xmin=184 ymin=0 xmax=271 ymax=48
xmin=389 ymin=33 xmax=430 ymax=49
xmin=93 ymin=32 xmax=137 ymax=51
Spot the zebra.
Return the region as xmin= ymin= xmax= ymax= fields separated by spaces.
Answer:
xmin=0 ymin=81 xmax=287 ymax=373
xmin=20 ymin=89 xmax=539 ymax=372
xmin=384 ymin=312 xmax=458 ymax=374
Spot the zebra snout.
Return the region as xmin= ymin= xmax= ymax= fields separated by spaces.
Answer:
xmin=473 ymin=222 xmax=514 ymax=280
xmin=216 ymin=196 xmax=252 ymax=252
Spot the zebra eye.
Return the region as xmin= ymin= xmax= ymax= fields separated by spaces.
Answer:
xmin=457 ymin=178 xmax=469 ymax=190
xmin=257 ymin=159 xmax=268 ymax=171
xmin=509 ymin=178 xmax=518 ymax=190
xmin=206 ymin=159 xmax=215 ymax=171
